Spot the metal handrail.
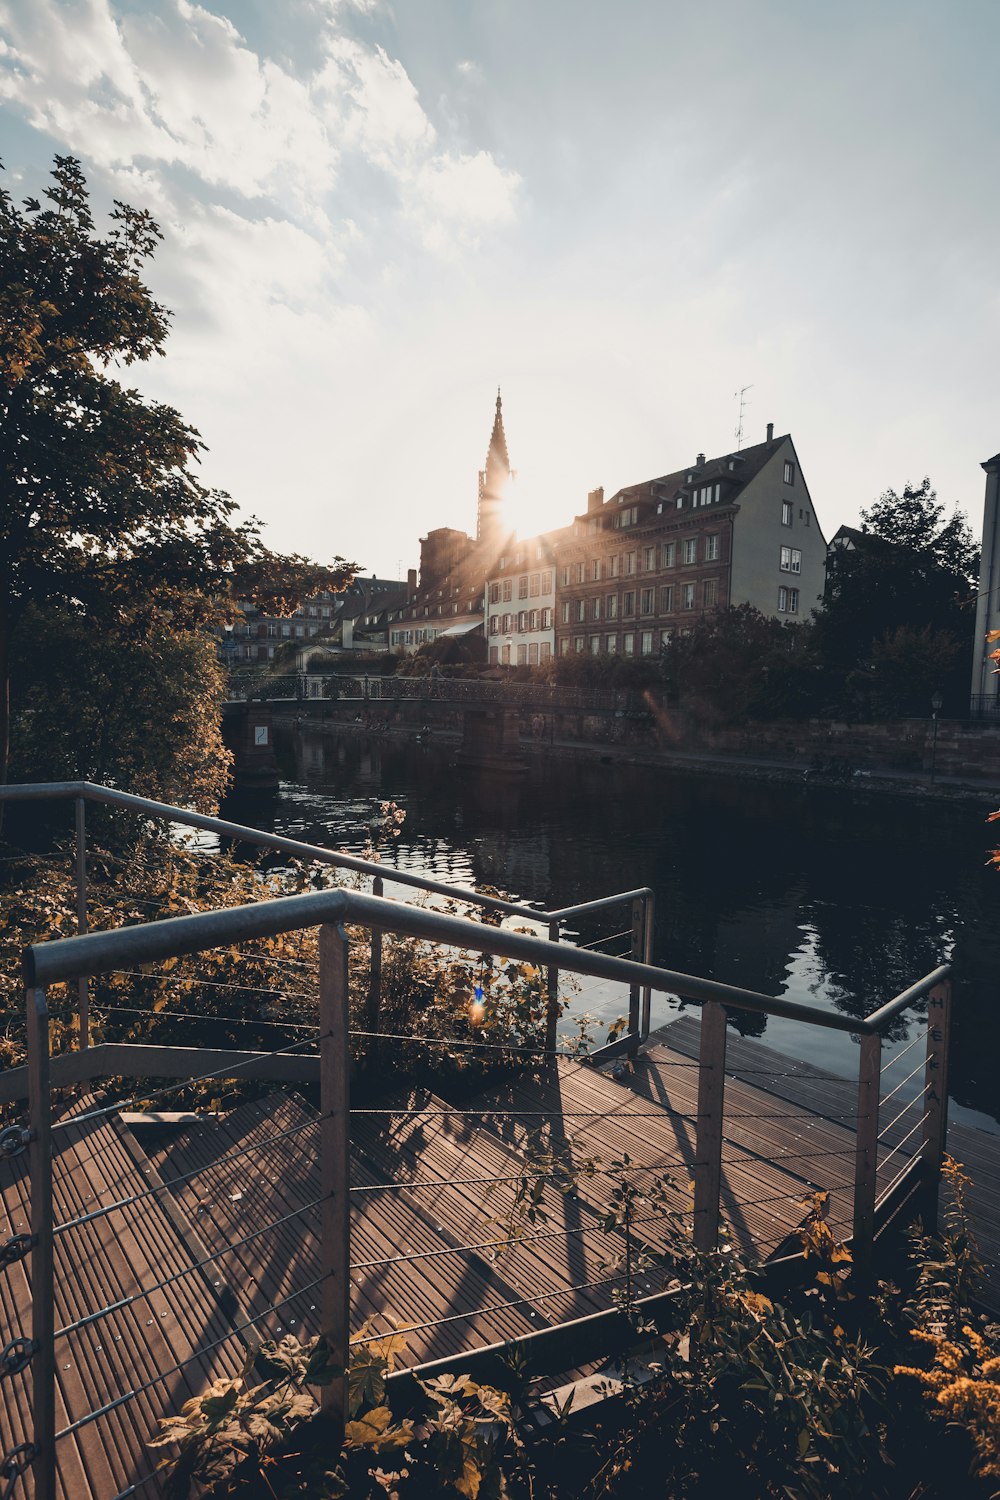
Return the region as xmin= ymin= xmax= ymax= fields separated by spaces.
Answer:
xmin=22 ymin=883 xmax=948 ymax=1038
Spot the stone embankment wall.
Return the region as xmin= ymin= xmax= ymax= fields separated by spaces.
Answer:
xmin=279 ymin=698 xmax=1000 ymax=784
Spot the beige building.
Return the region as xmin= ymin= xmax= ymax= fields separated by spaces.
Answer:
xmin=485 ymin=534 xmax=565 ymax=665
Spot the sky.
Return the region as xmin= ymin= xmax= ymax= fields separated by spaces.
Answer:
xmin=1 ymin=0 xmax=998 ymax=579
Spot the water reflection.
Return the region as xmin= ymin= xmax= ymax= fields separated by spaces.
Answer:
xmin=222 ymin=729 xmax=1000 ymax=1132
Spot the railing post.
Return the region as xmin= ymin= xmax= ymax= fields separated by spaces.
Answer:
xmin=74 ymin=797 xmax=89 ymax=1049
xmin=27 ymin=985 xmax=56 ymax=1500
xmin=545 ymin=919 xmax=560 ymax=1055
xmin=367 ymin=876 xmax=383 ymax=1040
xmin=318 ymin=923 xmax=351 ymax=1440
xmin=693 ymin=999 xmax=727 ymax=1252
xmin=640 ymin=890 xmax=654 ymax=1042
xmin=852 ymin=1029 xmax=882 ymax=1280
xmin=922 ymin=978 xmax=952 ymax=1231
xmin=627 ymin=897 xmax=642 ymax=1053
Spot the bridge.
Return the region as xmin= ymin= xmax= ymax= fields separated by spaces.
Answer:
xmin=1 ymin=781 xmax=997 ymax=1500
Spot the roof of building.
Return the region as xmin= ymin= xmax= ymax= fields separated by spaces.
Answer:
xmin=608 ymin=432 xmax=789 ymax=510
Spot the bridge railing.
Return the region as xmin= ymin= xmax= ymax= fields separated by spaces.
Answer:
xmin=0 ymin=785 xmax=951 ymax=1500
xmin=225 ymin=670 xmax=642 ymax=714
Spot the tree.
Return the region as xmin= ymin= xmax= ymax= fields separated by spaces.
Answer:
xmin=820 ymin=479 xmax=978 ymax=653
xmin=666 ymin=604 xmax=817 ymax=724
xmin=813 ymin=479 xmax=978 ymax=714
xmin=0 ymin=155 xmax=355 ymax=790
xmin=9 ymin=603 xmax=232 ymax=812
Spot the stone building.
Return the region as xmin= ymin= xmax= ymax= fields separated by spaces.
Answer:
xmin=388 ymin=391 xmax=514 ymax=654
xmin=552 ymin=426 xmax=826 ymax=658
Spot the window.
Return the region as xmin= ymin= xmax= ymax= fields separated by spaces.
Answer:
xmin=574 ymin=636 xmax=585 ymax=654
xmin=515 ymin=549 xmax=524 ymax=564
xmin=780 ymin=546 xmax=802 ymax=573
xmin=517 ymin=644 xmax=527 ymax=665
xmin=791 ymin=548 xmax=802 ymax=574
xmin=662 ymin=541 xmax=676 ymax=568
xmin=606 ymin=634 xmax=618 ymax=653
xmin=641 ymin=630 xmax=654 ymax=655
xmin=591 ymin=558 xmax=602 ymax=581
xmin=528 ymin=609 xmax=538 ymax=631
xmin=489 ymin=582 xmax=500 ymax=604
xmin=609 ymin=554 xmax=620 ymax=578
xmin=499 ymin=556 xmax=507 ymax=571
xmin=660 ymin=585 xmax=674 ymax=613
xmin=560 ymin=566 xmax=570 ymax=587
xmin=590 ymin=635 xmax=601 ymax=654
xmin=606 ymin=593 xmax=618 ymax=619
xmin=559 ymin=639 xmax=570 ymax=656
xmin=502 ymin=578 xmax=512 ymax=602
xmin=540 ymin=642 xmax=552 ymax=661
xmin=541 ymin=607 xmax=552 ymax=629
xmin=503 ymin=613 xmax=512 ymax=633
xmin=529 ymin=643 xmax=539 ymax=665
xmin=591 ymin=596 xmax=602 ymax=620
xmin=518 ymin=575 xmax=529 ymax=599
xmin=541 ymin=570 xmax=553 ymax=593
xmin=613 ymin=506 xmax=638 ymax=528
xmin=625 ymin=551 xmax=636 ymax=576
xmin=623 ymin=590 xmax=635 ymax=615
xmin=576 ymin=562 xmax=586 ymax=583
xmin=642 ymin=546 xmax=655 ymax=571
xmin=683 ymin=538 xmax=697 ymax=565
xmin=781 ymin=500 xmax=793 ymax=527
xmin=489 ymin=616 xmax=499 ymax=636
xmin=682 ymin=583 xmax=696 ymax=610
xmin=640 ymin=588 xmax=654 ymax=615
xmin=561 ymin=601 xmax=571 ymax=624
xmin=623 ymin=632 xmax=635 ymax=656
xmin=267 ymin=622 xmax=277 ymax=637
xmin=704 ymin=578 xmax=718 ymax=607
xmin=660 ymin=628 xmax=673 ymax=648
xmin=502 ymin=643 xmax=511 ymax=664
xmin=489 ymin=646 xmax=499 ymax=665
xmin=777 ymin=587 xmax=799 ymax=613
xmin=575 ymin=599 xmax=586 ymax=622
xmin=518 ymin=610 xmax=527 ymax=632
xmin=783 ymin=461 xmax=795 ymax=485
xmin=529 ymin=572 xmax=540 ymax=597
xmin=705 ymin=533 xmax=719 ymax=562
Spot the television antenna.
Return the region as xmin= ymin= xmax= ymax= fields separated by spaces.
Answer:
xmin=734 ymin=384 xmax=753 ymax=450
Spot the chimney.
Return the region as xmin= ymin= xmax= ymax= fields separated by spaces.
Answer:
xmin=766 ymin=422 xmax=774 ymax=442
xmin=587 ymin=486 xmax=604 ymax=514
xmin=696 ymin=453 xmax=705 ymax=468
xmin=406 ymin=568 xmax=417 ymax=595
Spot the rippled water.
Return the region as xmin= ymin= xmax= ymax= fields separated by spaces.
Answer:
xmin=222 ymin=728 xmax=1000 ymax=1133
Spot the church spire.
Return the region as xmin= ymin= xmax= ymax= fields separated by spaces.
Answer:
xmin=477 ymin=387 xmax=512 ymax=543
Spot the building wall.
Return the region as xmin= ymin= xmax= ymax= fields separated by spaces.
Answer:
xmin=970 ymin=458 xmax=1000 ymax=706
xmin=729 ymin=439 xmax=827 ymax=621
xmin=486 ymin=558 xmax=556 ymax=664
xmin=553 ymin=505 xmax=734 ymax=657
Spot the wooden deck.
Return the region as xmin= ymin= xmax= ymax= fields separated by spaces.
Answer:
xmin=3 ymin=1023 xmax=999 ymax=1500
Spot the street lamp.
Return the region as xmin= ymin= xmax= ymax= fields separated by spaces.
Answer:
xmin=930 ymin=691 xmax=944 ymax=784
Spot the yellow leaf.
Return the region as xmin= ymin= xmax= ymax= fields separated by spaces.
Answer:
xmin=987 ymin=629 xmax=1000 ymax=642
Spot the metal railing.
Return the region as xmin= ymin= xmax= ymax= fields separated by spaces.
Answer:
xmin=225 ymin=672 xmax=638 ymax=714
xmin=0 ymin=783 xmax=952 ymax=1500
xmin=0 ymin=782 xmax=654 ymax=1065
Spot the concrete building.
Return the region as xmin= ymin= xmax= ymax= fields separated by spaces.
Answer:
xmin=553 ymin=427 xmax=826 ymax=658
xmin=970 ymin=451 xmax=1000 ymax=713
xmin=236 ymin=576 xmax=408 ymax=665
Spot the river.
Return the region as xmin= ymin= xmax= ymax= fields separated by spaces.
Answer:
xmin=221 ymin=727 xmax=1000 ymax=1134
